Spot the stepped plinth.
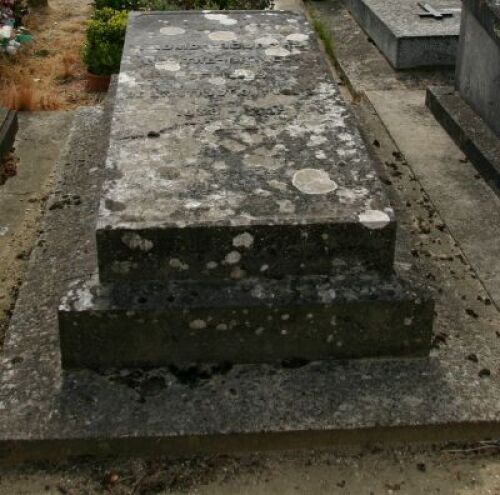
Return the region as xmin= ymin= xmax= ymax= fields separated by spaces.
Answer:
xmin=59 ymin=10 xmax=433 ymax=369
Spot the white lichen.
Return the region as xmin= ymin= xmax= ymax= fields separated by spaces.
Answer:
xmin=189 ymin=319 xmax=207 ymax=330
xmin=286 ymin=33 xmax=309 ymax=42
xmin=292 ymin=169 xmax=338 ymax=195
xmin=160 ymin=26 xmax=186 ymax=35
xmin=233 ymin=232 xmax=254 ymax=249
xmin=204 ymin=13 xmax=237 ymax=25
xmin=121 ymin=233 xmax=154 ymax=252
xmin=169 ymin=258 xmax=188 ymax=270
xmin=225 ymin=251 xmax=242 ymax=264
xmin=208 ymin=31 xmax=237 ymax=41
xmin=265 ymin=47 xmax=291 ymax=57
xmin=358 ymin=210 xmax=391 ymax=229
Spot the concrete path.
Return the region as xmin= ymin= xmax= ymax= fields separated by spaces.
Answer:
xmin=366 ymin=90 xmax=500 ymax=308
xmin=0 ymin=111 xmax=73 ymax=342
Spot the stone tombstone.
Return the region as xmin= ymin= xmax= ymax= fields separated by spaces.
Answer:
xmin=58 ymin=11 xmax=434 ymax=369
xmin=343 ymin=0 xmax=461 ymax=68
xmin=455 ymin=0 xmax=500 ymax=137
xmin=98 ymin=10 xmax=396 ymax=282
xmin=426 ymin=0 xmax=500 ymax=193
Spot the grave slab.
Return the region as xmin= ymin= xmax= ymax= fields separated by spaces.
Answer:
xmin=342 ymin=0 xmax=461 ymax=68
xmin=0 ymin=105 xmax=498 ymax=462
xmin=426 ymin=86 xmax=500 ymax=195
xmin=0 ymin=108 xmax=17 ymax=161
xmin=97 ymin=11 xmax=396 ymax=282
xmin=59 ymin=271 xmax=433 ymax=369
xmin=426 ymin=0 xmax=500 ymax=195
xmin=455 ymin=0 xmax=500 ymax=137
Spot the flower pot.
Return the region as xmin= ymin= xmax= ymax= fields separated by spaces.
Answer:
xmin=86 ymin=72 xmax=111 ymax=93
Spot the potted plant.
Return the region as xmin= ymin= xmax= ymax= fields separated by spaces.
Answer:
xmin=82 ymin=8 xmax=127 ymax=92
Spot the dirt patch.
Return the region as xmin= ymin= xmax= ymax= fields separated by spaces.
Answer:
xmin=0 ymin=149 xmax=18 ymax=184
xmin=0 ymin=111 xmax=73 ymax=345
xmin=1 ymin=446 xmax=500 ymax=494
xmin=0 ymin=0 xmax=101 ymax=111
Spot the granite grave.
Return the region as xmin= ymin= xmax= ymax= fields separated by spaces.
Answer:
xmin=342 ymin=0 xmax=461 ymax=68
xmin=58 ymin=11 xmax=434 ymax=369
xmin=1 ymin=12 xmax=500 ymax=461
xmin=426 ymin=0 xmax=500 ymax=194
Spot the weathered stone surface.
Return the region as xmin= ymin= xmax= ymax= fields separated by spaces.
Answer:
xmin=0 ymin=106 xmax=497 ymax=463
xmin=0 ymin=108 xmax=17 ymax=161
xmin=455 ymin=0 xmax=500 ymax=137
xmin=426 ymin=86 xmax=500 ymax=195
xmin=59 ymin=271 xmax=433 ymax=369
xmin=426 ymin=0 xmax=500 ymax=195
xmin=97 ymin=11 xmax=396 ymax=282
xmin=343 ymin=0 xmax=461 ymax=68
xmin=460 ymin=0 xmax=500 ymax=49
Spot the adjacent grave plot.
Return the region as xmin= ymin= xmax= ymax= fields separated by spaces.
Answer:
xmin=59 ymin=11 xmax=434 ymax=369
xmin=0 ymin=108 xmax=17 ymax=163
xmin=426 ymin=0 xmax=500 ymax=195
xmin=343 ymin=0 xmax=461 ymax=68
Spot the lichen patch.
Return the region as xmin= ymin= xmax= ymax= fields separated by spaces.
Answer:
xmin=160 ymin=26 xmax=186 ymax=35
xmin=286 ymin=33 xmax=309 ymax=42
xmin=121 ymin=233 xmax=154 ymax=252
xmin=292 ymin=169 xmax=338 ymax=195
xmin=358 ymin=210 xmax=391 ymax=229
xmin=233 ymin=232 xmax=254 ymax=249
xmin=189 ymin=319 xmax=207 ymax=330
xmin=256 ymin=36 xmax=278 ymax=45
xmin=204 ymin=13 xmax=237 ymax=25
xmin=265 ymin=47 xmax=291 ymax=57
xmin=208 ymin=31 xmax=237 ymax=41
xmin=225 ymin=251 xmax=242 ymax=264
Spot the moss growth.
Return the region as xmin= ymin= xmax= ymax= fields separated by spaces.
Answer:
xmin=311 ymin=17 xmax=335 ymax=61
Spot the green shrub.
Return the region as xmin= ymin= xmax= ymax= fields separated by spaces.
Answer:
xmin=93 ymin=0 xmax=140 ymax=9
xmin=82 ymin=8 xmax=128 ymax=75
xmin=93 ymin=0 xmax=269 ymax=11
xmin=136 ymin=0 xmax=180 ymax=10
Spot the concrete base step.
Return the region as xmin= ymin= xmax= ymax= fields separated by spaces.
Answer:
xmin=426 ymin=86 xmax=500 ymax=196
xmin=59 ymin=271 xmax=433 ymax=369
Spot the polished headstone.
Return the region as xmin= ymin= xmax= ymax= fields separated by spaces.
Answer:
xmin=97 ymin=11 xmax=396 ymax=282
xmin=343 ymin=0 xmax=461 ymax=68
